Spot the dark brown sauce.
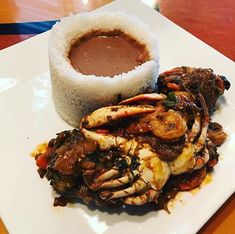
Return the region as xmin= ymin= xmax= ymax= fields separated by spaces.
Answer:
xmin=156 ymin=167 xmax=207 ymax=211
xmin=69 ymin=30 xmax=150 ymax=77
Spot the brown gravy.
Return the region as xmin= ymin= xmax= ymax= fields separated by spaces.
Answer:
xmin=69 ymin=30 xmax=150 ymax=77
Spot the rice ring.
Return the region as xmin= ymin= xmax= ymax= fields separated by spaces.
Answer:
xmin=49 ymin=11 xmax=160 ymax=127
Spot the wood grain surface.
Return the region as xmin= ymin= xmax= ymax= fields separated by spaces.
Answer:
xmin=157 ymin=0 xmax=235 ymax=61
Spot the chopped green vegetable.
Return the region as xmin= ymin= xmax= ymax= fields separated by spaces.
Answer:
xmin=163 ymin=92 xmax=177 ymax=107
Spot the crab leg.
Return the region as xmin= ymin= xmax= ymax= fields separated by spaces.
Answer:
xmin=168 ymin=120 xmax=208 ymax=175
xmin=81 ymin=128 xmax=127 ymax=150
xmin=168 ymin=95 xmax=209 ymax=175
xmin=119 ymin=93 xmax=166 ymax=105
xmin=100 ymin=179 xmax=147 ymax=200
xmin=188 ymin=113 xmax=201 ymax=142
xmin=124 ymin=189 xmax=158 ymax=205
xmin=81 ymin=105 xmax=156 ymax=129
xmin=194 ymin=148 xmax=210 ymax=170
xmin=95 ymin=168 xmax=120 ymax=182
xmin=98 ymin=170 xmax=139 ymax=189
xmin=82 ymin=128 xmax=170 ymax=202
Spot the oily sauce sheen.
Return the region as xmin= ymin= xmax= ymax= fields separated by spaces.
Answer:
xmin=69 ymin=31 xmax=150 ymax=77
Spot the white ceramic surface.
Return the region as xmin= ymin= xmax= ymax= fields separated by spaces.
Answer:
xmin=0 ymin=0 xmax=234 ymax=233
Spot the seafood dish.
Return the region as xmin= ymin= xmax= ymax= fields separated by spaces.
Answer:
xmin=34 ymin=66 xmax=230 ymax=209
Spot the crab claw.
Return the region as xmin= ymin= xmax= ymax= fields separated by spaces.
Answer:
xmin=81 ymin=128 xmax=127 ymax=151
xmin=81 ymin=105 xmax=156 ymax=129
xmin=98 ymin=143 xmax=171 ymax=203
xmin=119 ymin=93 xmax=167 ymax=105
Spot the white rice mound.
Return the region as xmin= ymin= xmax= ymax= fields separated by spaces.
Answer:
xmin=49 ymin=11 xmax=160 ymax=127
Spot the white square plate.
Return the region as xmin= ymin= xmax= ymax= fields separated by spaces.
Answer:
xmin=0 ymin=0 xmax=234 ymax=233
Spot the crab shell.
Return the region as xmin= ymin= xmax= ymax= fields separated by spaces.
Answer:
xmin=79 ymin=93 xmax=210 ymax=205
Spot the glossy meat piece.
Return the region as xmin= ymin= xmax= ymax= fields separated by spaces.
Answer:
xmin=157 ymin=66 xmax=230 ymax=114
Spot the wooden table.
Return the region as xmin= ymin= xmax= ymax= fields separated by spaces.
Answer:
xmin=0 ymin=0 xmax=234 ymax=233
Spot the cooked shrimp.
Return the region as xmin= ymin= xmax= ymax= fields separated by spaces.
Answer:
xmin=150 ymin=110 xmax=187 ymax=140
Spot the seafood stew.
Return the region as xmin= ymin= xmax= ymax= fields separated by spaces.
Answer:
xmin=34 ymin=67 xmax=230 ymax=209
